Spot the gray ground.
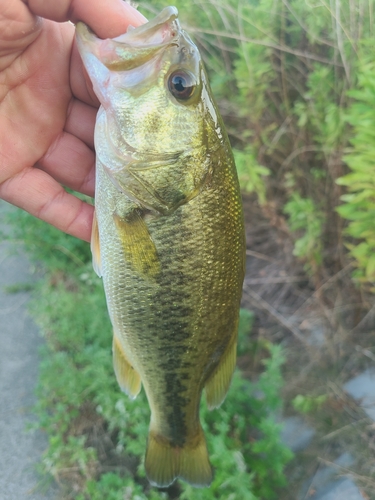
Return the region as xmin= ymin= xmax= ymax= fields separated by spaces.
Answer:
xmin=0 ymin=201 xmax=57 ymax=500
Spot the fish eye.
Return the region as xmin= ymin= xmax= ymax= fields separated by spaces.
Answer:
xmin=168 ymin=70 xmax=196 ymax=101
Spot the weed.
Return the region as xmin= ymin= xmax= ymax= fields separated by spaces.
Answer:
xmin=234 ymin=146 xmax=270 ymax=204
xmin=283 ymin=193 xmax=324 ymax=275
xmin=4 ymin=282 xmax=35 ymax=293
xmin=337 ymin=58 xmax=375 ymax=285
xmin=292 ymin=394 xmax=328 ymax=415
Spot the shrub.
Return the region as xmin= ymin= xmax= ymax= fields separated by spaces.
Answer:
xmin=337 ymin=58 xmax=375 ymax=284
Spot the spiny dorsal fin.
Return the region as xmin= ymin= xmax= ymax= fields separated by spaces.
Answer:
xmin=145 ymin=425 xmax=212 ymax=488
xmin=90 ymin=210 xmax=102 ymax=277
xmin=113 ymin=335 xmax=141 ymax=399
xmin=204 ymin=332 xmax=237 ymax=410
xmin=113 ymin=210 xmax=160 ymax=279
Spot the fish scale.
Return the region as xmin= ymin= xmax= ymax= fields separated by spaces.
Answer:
xmin=76 ymin=6 xmax=245 ymax=488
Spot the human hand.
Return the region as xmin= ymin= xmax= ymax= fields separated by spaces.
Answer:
xmin=0 ymin=0 xmax=146 ymax=241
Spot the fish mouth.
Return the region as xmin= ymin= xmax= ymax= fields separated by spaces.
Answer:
xmin=76 ymin=6 xmax=180 ymax=70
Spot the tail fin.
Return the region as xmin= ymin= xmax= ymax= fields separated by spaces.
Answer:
xmin=145 ymin=426 xmax=212 ymax=488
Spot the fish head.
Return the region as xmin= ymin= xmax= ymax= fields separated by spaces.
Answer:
xmin=76 ymin=6 xmax=221 ymax=159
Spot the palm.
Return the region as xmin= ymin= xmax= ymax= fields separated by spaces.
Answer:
xmin=0 ymin=0 xmax=145 ymax=241
xmin=2 ymin=22 xmax=77 ymax=163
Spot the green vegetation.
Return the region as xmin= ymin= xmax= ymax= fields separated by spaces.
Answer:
xmin=4 ymin=282 xmax=35 ymax=293
xmin=283 ymin=193 xmax=324 ymax=275
xmin=292 ymin=394 xmax=328 ymax=415
xmin=337 ymin=58 xmax=375 ymax=285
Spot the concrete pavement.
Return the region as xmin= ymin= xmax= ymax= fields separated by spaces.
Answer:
xmin=0 ymin=201 xmax=57 ymax=500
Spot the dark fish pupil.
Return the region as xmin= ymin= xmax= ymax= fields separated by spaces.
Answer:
xmin=168 ymin=71 xmax=195 ymax=100
xmin=173 ymin=76 xmax=186 ymax=92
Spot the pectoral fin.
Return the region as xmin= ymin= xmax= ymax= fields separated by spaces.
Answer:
xmin=204 ymin=331 xmax=237 ymax=410
xmin=113 ymin=210 xmax=160 ymax=279
xmin=113 ymin=335 xmax=141 ymax=399
xmin=90 ymin=210 xmax=102 ymax=277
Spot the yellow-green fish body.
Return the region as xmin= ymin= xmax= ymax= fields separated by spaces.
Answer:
xmin=76 ymin=7 xmax=245 ymax=488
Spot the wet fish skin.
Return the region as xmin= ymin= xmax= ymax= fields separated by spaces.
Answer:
xmin=76 ymin=6 xmax=245 ymax=488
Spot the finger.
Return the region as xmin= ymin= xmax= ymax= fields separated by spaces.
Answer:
xmin=26 ymin=0 xmax=147 ymax=36
xmin=65 ymin=97 xmax=97 ymax=150
xmin=38 ymin=131 xmax=95 ymax=197
xmin=70 ymin=41 xmax=100 ymax=107
xmin=0 ymin=167 xmax=94 ymax=241
xmin=67 ymin=0 xmax=147 ymax=107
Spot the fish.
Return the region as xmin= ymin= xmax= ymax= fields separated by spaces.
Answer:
xmin=75 ymin=6 xmax=245 ymax=488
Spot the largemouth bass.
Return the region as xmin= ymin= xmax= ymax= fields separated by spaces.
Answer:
xmin=76 ymin=6 xmax=245 ymax=488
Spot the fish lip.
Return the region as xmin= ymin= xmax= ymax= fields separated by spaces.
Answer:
xmin=75 ymin=22 xmax=96 ymax=45
xmin=76 ymin=6 xmax=180 ymax=55
xmin=112 ymin=6 xmax=179 ymax=45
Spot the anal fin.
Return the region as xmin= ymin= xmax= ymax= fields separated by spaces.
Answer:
xmin=113 ymin=210 xmax=160 ymax=279
xmin=113 ymin=335 xmax=141 ymax=399
xmin=205 ymin=332 xmax=237 ymax=410
xmin=90 ymin=210 xmax=102 ymax=277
